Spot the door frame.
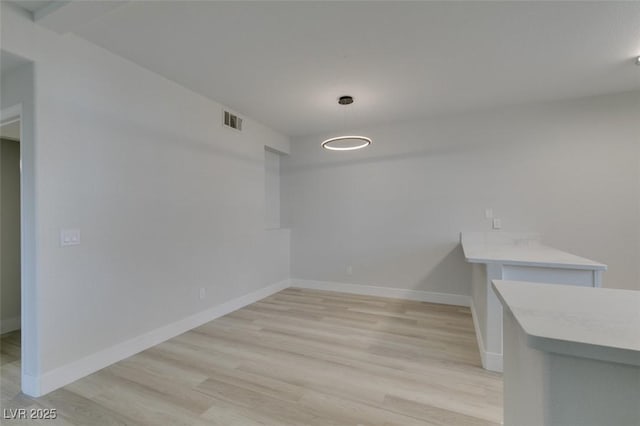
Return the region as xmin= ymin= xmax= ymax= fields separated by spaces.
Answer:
xmin=1 ymin=104 xmax=34 ymax=394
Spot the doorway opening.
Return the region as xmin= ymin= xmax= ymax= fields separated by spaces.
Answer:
xmin=2 ymin=51 xmax=37 ymax=396
xmin=0 ymin=116 xmax=21 ymax=390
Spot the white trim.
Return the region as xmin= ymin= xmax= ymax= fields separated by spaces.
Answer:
xmin=1 ymin=104 xmax=34 ymax=399
xmin=29 ymin=280 xmax=290 ymax=397
xmin=484 ymin=351 xmax=503 ymax=372
xmin=22 ymin=372 xmax=39 ymax=397
xmin=470 ymin=301 xmax=487 ymax=366
xmin=470 ymin=300 xmax=503 ymax=372
xmin=0 ymin=316 xmax=21 ymax=334
xmin=291 ymin=279 xmax=470 ymax=307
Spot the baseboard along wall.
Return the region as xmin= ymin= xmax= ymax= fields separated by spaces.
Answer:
xmin=25 ymin=278 xmax=472 ymax=397
xmin=291 ymin=279 xmax=470 ymax=307
xmin=25 ymin=280 xmax=290 ymax=397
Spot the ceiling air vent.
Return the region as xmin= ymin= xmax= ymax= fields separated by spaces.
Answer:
xmin=223 ymin=110 xmax=243 ymax=131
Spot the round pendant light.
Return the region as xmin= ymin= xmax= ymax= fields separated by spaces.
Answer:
xmin=322 ymin=95 xmax=372 ymax=151
xmin=321 ymin=135 xmax=372 ymax=151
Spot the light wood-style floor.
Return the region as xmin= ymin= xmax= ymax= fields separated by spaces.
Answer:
xmin=0 ymin=288 xmax=503 ymax=425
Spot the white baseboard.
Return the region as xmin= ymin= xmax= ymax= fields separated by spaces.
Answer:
xmin=29 ymin=280 xmax=290 ymax=397
xmin=470 ymin=300 xmax=503 ymax=372
xmin=291 ymin=279 xmax=470 ymax=307
xmin=0 ymin=316 xmax=21 ymax=334
xmin=28 ymin=279 xmax=475 ymax=396
xmin=22 ymin=372 xmax=39 ymax=397
xmin=484 ymin=350 xmax=502 ymax=372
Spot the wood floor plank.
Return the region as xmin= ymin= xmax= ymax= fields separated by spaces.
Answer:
xmin=0 ymin=288 xmax=503 ymax=425
xmin=382 ymin=394 xmax=500 ymax=426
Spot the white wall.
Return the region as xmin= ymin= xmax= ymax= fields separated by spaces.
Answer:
xmin=0 ymin=138 xmax=21 ymax=333
xmin=1 ymin=2 xmax=289 ymax=394
xmin=283 ymin=91 xmax=640 ymax=294
xmin=264 ymin=148 xmax=281 ymax=229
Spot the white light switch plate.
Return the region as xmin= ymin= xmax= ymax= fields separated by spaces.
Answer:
xmin=60 ymin=229 xmax=81 ymax=247
xmin=492 ymin=218 xmax=502 ymax=230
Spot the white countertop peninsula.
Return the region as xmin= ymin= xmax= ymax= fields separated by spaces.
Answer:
xmin=493 ymin=280 xmax=640 ymax=426
xmin=462 ymin=232 xmax=607 ymax=271
xmin=461 ymin=232 xmax=607 ymax=371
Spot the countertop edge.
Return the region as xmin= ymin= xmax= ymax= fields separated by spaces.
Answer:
xmin=526 ymin=334 xmax=640 ymax=367
xmin=492 ymin=281 xmax=640 ymax=367
xmin=466 ymin=256 xmax=607 ymax=271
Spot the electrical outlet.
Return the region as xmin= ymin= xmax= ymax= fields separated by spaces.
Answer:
xmin=199 ymin=288 xmax=206 ymax=300
xmin=492 ymin=218 xmax=502 ymax=230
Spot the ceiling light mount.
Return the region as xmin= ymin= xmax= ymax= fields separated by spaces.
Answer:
xmin=322 ymin=95 xmax=372 ymax=151
xmin=338 ymin=95 xmax=354 ymax=105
